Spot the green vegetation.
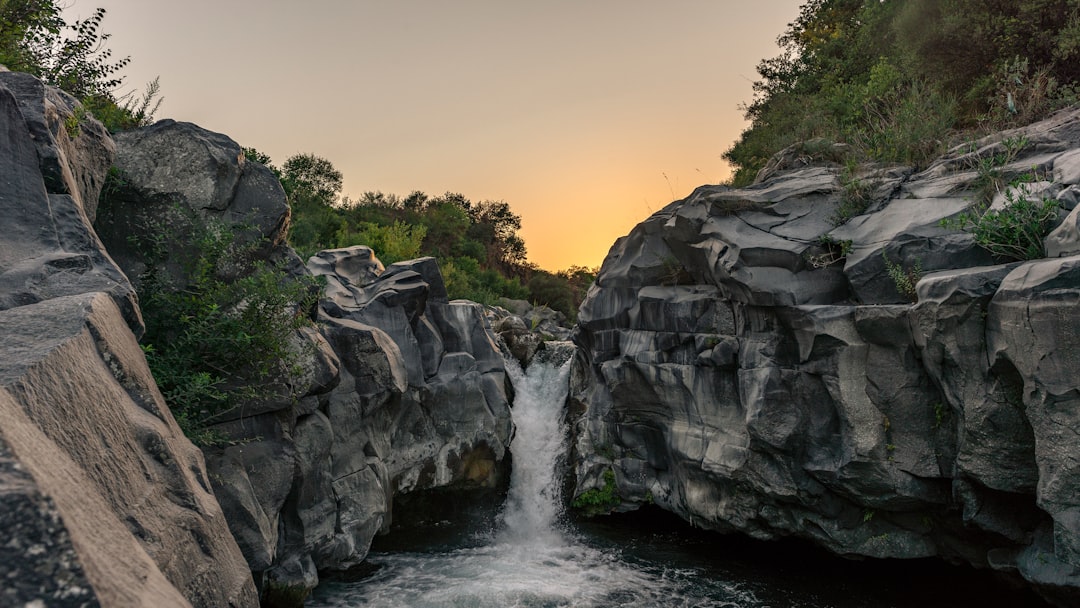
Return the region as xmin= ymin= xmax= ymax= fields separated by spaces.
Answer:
xmin=882 ymin=251 xmax=921 ymax=301
xmin=941 ymin=179 xmax=1062 ymax=261
xmin=933 ymin=402 xmax=950 ymax=429
xmin=725 ymin=0 xmax=1080 ymax=186
xmin=245 ymin=148 xmax=596 ymax=320
xmin=0 ymin=1 xmax=161 ymax=131
xmin=572 ymin=468 xmax=620 ymax=516
xmin=123 ymin=200 xmax=318 ymax=444
xmin=832 ymin=162 xmax=873 ymax=225
xmin=805 ymin=235 xmax=852 ymax=268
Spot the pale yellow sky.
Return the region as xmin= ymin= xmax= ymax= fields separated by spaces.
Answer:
xmin=76 ymin=0 xmax=803 ymax=271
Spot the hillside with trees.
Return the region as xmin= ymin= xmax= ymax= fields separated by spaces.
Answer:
xmin=725 ymin=0 xmax=1080 ymax=185
xmin=248 ymin=148 xmax=595 ymax=319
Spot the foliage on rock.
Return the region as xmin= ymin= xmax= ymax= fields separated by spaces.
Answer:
xmin=725 ymin=0 xmax=1080 ymax=185
xmin=942 ymin=182 xmax=1063 ymax=261
xmin=245 ymin=149 xmax=595 ymax=319
xmin=126 ymin=201 xmax=318 ymax=443
xmin=0 ymin=1 xmax=161 ymax=131
xmin=571 ymin=469 xmax=620 ymax=516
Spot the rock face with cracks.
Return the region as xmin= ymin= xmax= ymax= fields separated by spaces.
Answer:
xmin=0 ymin=73 xmax=258 ymax=608
xmin=0 ymin=72 xmax=518 ymax=605
xmin=87 ymin=117 xmax=517 ymax=598
xmin=572 ymin=107 xmax=1080 ymax=606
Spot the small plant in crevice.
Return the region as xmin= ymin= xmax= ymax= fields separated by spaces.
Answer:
xmin=659 ymin=255 xmax=691 ymax=286
xmin=130 ymin=205 xmax=319 ymax=444
xmin=963 ymin=135 xmax=1029 ymax=207
xmin=832 ymin=163 xmax=874 ymax=226
xmin=63 ymin=105 xmax=86 ymax=138
xmin=933 ymin=402 xmax=950 ymax=429
xmin=572 ymin=468 xmax=620 ymax=516
xmin=882 ymin=251 xmax=922 ymax=301
xmin=806 ymin=235 xmax=853 ymax=268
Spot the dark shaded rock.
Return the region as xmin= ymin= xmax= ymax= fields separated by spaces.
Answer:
xmin=0 ymin=71 xmax=114 ymax=221
xmin=0 ymin=433 xmax=99 ymax=608
xmin=93 ymin=120 xmax=290 ymax=291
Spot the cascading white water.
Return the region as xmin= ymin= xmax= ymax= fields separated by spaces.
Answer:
xmin=308 ymin=345 xmax=761 ymax=607
xmin=497 ymin=346 xmax=573 ymax=545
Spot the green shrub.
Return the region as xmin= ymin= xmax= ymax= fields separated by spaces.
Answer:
xmin=942 ymin=182 xmax=1062 ymax=261
xmin=335 ymin=220 xmax=426 ymax=265
xmin=132 ymin=207 xmax=318 ymax=443
xmin=572 ymin=468 xmax=620 ymax=516
xmin=832 ymin=164 xmax=873 ymax=225
xmin=882 ymin=251 xmax=922 ymax=301
xmin=806 ymin=235 xmax=852 ymax=268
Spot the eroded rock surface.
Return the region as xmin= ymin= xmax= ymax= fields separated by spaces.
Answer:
xmin=0 ymin=74 xmax=257 ymax=607
xmin=572 ymin=107 xmax=1080 ymax=605
xmin=200 ymin=248 xmax=515 ymax=597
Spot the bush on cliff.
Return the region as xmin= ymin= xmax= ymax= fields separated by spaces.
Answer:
xmin=725 ymin=0 xmax=1080 ymax=185
xmin=0 ymin=1 xmax=161 ymax=131
xmin=129 ymin=204 xmax=318 ymax=443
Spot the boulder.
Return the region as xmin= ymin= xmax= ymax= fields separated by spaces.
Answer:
xmin=93 ymin=120 xmax=290 ymax=290
xmin=0 ymin=71 xmax=114 ymax=222
xmin=0 ymin=292 xmax=258 ymax=607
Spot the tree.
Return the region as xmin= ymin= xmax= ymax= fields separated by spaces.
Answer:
xmin=468 ymin=199 xmax=526 ymax=268
xmin=0 ymin=0 xmax=62 ymax=73
xmin=281 ymin=153 xmax=343 ymax=205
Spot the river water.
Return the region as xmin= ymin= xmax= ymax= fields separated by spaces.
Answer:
xmin=307 ymin=347 xmax=1043 ymax=608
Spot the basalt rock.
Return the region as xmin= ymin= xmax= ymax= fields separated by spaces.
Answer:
xmin=200 ymin=247 xmax=516 ymax=597
xmin=0 ymin=77 xmax=139 ymax=333
xmin=0 ymin=293 xmax=259 ymax=607
xmin=93 ymin=119 xmax=292 ymax=291
xmin=0 ymin=73 xmax=258 ymax=607
xmin=572 ymin=107 xmax=1080 ymax=606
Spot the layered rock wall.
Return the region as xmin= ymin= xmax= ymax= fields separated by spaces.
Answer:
xmin=1 ymin=72 xmax=517 ymax=605
xmin=572 ymin=108 xmax=1080 ymax=605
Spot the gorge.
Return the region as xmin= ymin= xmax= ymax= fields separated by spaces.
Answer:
xmin=2 ymin=68 xmax=1080 ymax=607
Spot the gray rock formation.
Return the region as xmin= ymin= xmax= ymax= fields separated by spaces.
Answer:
xmin=0 ymin=77 xmax=139 ymax=331
xmin=572 ymin=107 xmax=1080 ymax=605
xmin=93 ymin=119 xmax=295 ymax=293
xmin=0 ymin=293 xmax=259 ymax=607
xmin=490 ymin=298 xmax=573 ymax=367
xmin=0 ymin=74 xmax=258 ymax=606
xmin=88 ymin=118 xmax=519 ymax=600
xmin=203 ymin=247 xmax=515 ymax=597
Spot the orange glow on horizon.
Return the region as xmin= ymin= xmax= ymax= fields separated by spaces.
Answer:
xmin=75 ymin=0 xmax=802 ymax=272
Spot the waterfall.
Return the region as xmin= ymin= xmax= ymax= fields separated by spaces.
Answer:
xmin=498 ymin=344 xmax=575 ymax=545
xmin=308 ymin=341 xmax=760 ymax=607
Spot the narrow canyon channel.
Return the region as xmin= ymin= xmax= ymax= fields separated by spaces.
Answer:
xmin=307 ymin=345 xmax=1043 ymax=608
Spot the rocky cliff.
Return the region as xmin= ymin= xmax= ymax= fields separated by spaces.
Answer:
xmin=1 ymin=71 xmax=519 ymax=606
xmin=572 ymin=107 xmax=1080 ymax=606
xmin=0 ymin=72 xmax=258 ymax=606
xmin=91 ymin=120 xmax=517 ymax=600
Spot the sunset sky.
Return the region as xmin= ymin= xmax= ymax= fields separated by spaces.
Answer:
xmin=75 ymin=0 xmax=804 ymax=271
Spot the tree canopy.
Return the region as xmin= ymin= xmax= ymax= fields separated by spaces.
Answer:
xmin=0 ymin=0 xmax=160 ymax=131
xmin=243 ymin=150 xmax=595 ymax=319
